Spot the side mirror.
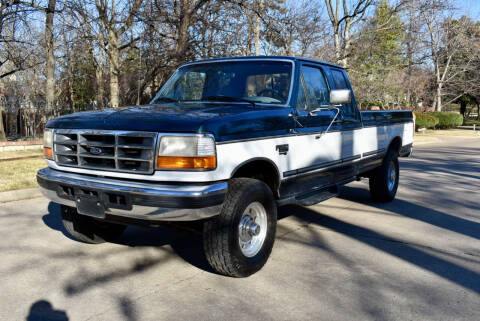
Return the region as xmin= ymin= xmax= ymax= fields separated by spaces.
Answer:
xmin=330 ymin=89 xmax=351 ymax=105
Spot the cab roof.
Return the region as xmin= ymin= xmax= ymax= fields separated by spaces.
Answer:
xmin=180 ymin=56 xmax=344 ymax=69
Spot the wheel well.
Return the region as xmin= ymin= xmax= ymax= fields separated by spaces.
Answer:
xmin=388 ymin=136 xmax=402 ymax=153
xmin=231 ymin=159 xmax=280 ymax=198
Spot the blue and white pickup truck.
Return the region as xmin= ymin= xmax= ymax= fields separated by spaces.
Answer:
xmin=37 ymin=56 xmax=413 ymax=277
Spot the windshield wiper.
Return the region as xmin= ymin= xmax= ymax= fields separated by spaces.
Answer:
xmin=153 ymin=96 xmax=178 ymax=104
xmin=203 ymin=95 xmax=256 ymax=108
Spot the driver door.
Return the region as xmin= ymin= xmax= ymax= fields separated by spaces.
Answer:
xmin=291 ymin=64 xmax=342 ymax=172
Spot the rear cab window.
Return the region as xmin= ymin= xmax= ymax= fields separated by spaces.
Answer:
xmin=328 ymin=68 xmax=360 ymax=123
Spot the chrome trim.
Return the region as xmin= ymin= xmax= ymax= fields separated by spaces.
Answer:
xmin=281 ymin=154 xmax=375 ymax=180
xmin=172 ymin=58 xmax=296 ymax=107
xmin=37 ymin=167 xmax=227 ymax=221
xmin=51 ymin=131 xmax=218 ymax=177
xmin=53 ymin=129 xmax=158 ymax=174
xmin=38 ymin=167 xmax=227 ymax=197
xmin=41 ymin=188 xmax=223 ymax=221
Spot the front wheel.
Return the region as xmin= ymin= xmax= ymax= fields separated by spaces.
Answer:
xmin=369 ymin=149 xmax=399 ymax=202
xmin=203 ymin=178 xmax=277 ymax=277
xmin=60 ymin=205 xmax=126 ymax=244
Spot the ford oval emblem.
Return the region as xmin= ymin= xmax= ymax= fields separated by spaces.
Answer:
xmin=90 ymin=147 xmax=102 ymax=155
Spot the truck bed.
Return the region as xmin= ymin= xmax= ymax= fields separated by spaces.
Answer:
xmin=360 ymin=110 xmax=413 ymax=127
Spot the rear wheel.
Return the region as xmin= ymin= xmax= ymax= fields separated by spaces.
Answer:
xmin=60 ymin=205 xmax=126 ymax=244
xmin=203 ymin=178 xmax=277 ymax=277
xmin=369 ymin=149 xmax=399 ymax=202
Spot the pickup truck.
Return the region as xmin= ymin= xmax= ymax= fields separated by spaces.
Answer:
xmin=37 ymin=56 xmax=413 ymax=277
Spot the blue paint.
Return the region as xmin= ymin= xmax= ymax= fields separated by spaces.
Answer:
xmin=47 ymin=56 xmax=413 ymax=143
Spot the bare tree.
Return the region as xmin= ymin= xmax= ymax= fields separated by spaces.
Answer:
xmin=95 ymin=0 xmax=143 ymax=108
xmin=324 ymin=0 xmax=374 ymax=68
xmin=0 ymin=1 xmax=40 ymax=79
xmin=422 ymin=1 xmax=478 ymax=111
xmin=264 ymin=1 xmax=327 ymax=57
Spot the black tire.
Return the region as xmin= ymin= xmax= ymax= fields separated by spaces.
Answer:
xmin=203 ymin=178 xmax=277 ymax=277
xmin=369 ymin=149 xmax=399 ymax=202
xmin=60 ymin=205 xmax=126 ymax=244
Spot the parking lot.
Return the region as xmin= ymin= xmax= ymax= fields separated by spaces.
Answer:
xmin=1 ymin=136 xmax=479 ymax=320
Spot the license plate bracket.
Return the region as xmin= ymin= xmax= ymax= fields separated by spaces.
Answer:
xmin=76 ymin=195 xmax=105 ymax=219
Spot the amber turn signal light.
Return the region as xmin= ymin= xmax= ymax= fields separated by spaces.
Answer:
xmin=156 ymin=156 xmax=216 ymax=169
xmin=44 ymin=147 xmax=53 ymax=160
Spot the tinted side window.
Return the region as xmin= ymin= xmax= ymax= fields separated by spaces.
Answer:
xmin=296 ymin=77 xmax=308 ymax=110
xmin=301 ymin=66 xmax=329 ymax=109
xmin=330 ymin=69 xmax=358 ymax=121
xmin=331 ymin=69 xmax=348 ymax=89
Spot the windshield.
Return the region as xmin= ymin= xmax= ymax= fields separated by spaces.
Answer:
xmin=151 ymin=60 xmax=293 ymax=105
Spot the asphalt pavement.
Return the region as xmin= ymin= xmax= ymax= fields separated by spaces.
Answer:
xmin=1 ymin=136 xmax=479 ymax=321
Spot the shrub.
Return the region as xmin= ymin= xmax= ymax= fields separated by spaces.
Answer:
xmin=464 ymin=119 xmax=480 ymax=126
xmin=429 ymin=112 xmax=463 ymax=129
xmin=414 ymin=112 xmax=438 ymax=130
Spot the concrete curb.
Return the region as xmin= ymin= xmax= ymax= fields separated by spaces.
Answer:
xmin=0 ymin=155 xmax=43 ymax=162
xmin=0 ymin=144 xmax=43 ymax=152
xmin=413 ymin=134 xmax=479 ymax=146
xmin=0 ymin=188 xmax=42 ymax=203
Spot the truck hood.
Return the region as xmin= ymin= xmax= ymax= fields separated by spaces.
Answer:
xmin=46 ymin=103 xmax=259 ymax=133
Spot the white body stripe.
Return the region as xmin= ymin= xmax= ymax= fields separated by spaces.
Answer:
xmin=47 ymin=122 xmax=413 ymax=183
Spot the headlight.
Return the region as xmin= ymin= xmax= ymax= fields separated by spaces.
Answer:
xmin=43 ymin=129 xmax=53 ymax=160
xmin=156 ymin=135 xmax=216 ymax=169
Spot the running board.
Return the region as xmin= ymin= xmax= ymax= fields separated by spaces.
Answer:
xmin=276 ymin=177 xmax=355 ymax=207
xmin=296 ymin=187 xmax=338 ymax=206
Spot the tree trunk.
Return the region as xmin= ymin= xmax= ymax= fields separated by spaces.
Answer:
xmin=45 ymin=0 xmax=56 ymax=115
xmin=0 ymin=111 xmax=6 ymax=141
xmin=435 ymin=84 xmax=442 ymax=111
xmin=254 ymin=0 xmax=262 ymax=55
xmin=96 ymin=66 xmax=104 ymax=109
xmin=108 ymin=30 xmax=120 ymax=108
xmin=66 ymin=43 xmax=75 ymax=113
xmin=96 ymin=32 xmax=105 ymax=109
xmin=246 ymin=5 xmax=253 ymax=55
xmin=460 ymin=101 xmax=467 ymax=117
xmin=333 ymin=32 xmax=341 ymax=63
xmin=477 ymin=103 xmax=479 ymax=120
xmin=175 ymin=0 xmax=191 ymax=62
xmin=340 ymin=19 xmax=351 ymax=68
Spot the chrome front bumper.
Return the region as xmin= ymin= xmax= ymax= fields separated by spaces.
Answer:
xmin=37 ymin=167 xmax=227 ymax=221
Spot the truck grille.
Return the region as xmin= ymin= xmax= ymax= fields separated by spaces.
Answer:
xmin=53 ymin=130 xmax=157 ymax=174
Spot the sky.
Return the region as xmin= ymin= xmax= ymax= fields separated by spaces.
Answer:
xmin=456 ymin=0 xmax=480 ymax=19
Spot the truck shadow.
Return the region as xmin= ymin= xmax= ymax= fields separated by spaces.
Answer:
xmin=277 ymin=190 xmax=480 ymax=294
xmin=42 ymin=186 xmax=480 ymax=297
xmin=337 ymin=185 xmax=480 ymax=241
xmin=42 ymin=202 xmax=215 ymax=296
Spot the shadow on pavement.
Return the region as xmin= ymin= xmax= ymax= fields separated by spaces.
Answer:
xmin=42 ymin=202 xmax=76 ymax=241
xmin=117 ymin=296 xmax=138 ymax=321
xmin=41 ymin=202 xmax=215 ymax=297
xmin=26 ymin=300 xmax=68 ymax=321
xmin=337 ymin=185 xmax=480 ymax=241
xmin=277 ymin=192 xmax=480 ymax=294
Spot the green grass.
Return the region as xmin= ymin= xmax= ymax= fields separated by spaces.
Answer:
xmin=6 ymin=137 xmax=42 ymax=142
xmin=0 ymin=148 xmax=43 ymax=160
xmin=0 ymin=158 xmax=46 ymax=192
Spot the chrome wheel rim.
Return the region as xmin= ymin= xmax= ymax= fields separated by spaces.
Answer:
xmin=238 ymin=202 xmax=268 ymax=257
xmin=387 ymin=160 xmax=396 ymax=191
